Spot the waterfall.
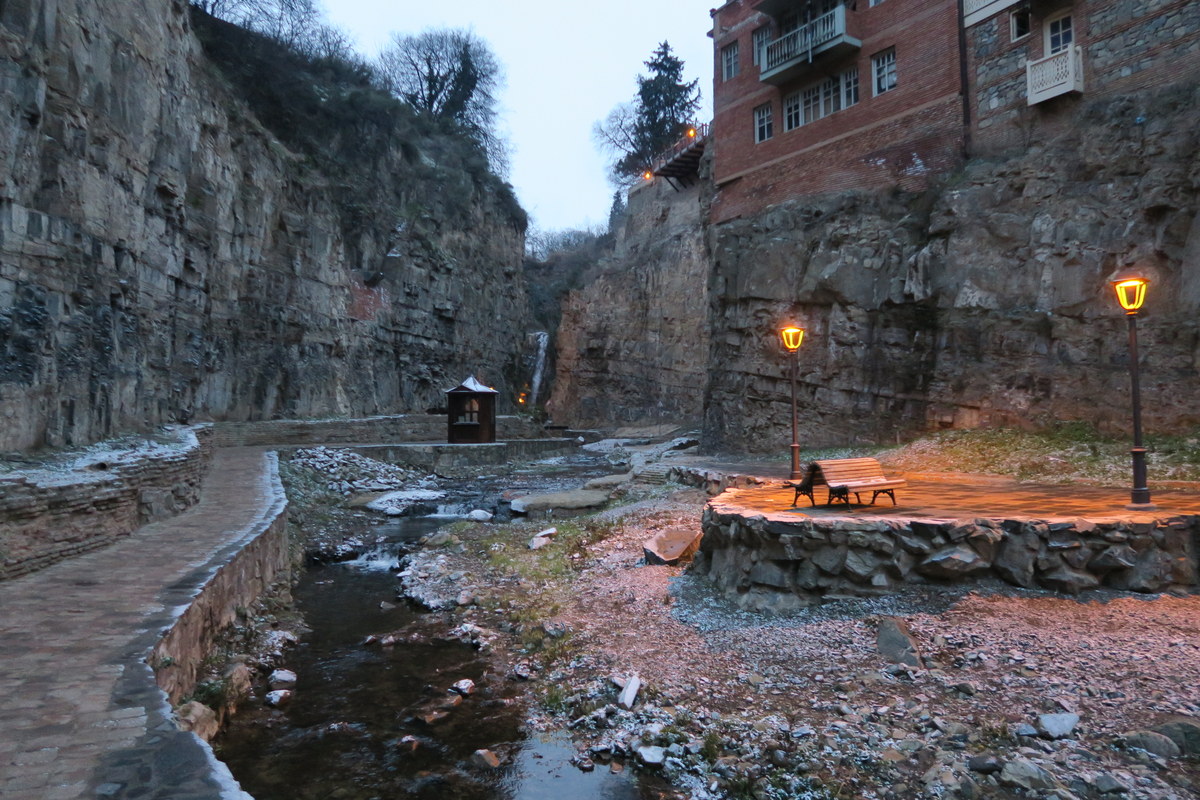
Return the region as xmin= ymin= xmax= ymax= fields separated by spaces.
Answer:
xmin=529 ymin=331 xmax=550 ymax=407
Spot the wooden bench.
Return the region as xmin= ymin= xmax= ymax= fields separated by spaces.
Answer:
xmin=787 ymin=457 xmax=906 ymax=507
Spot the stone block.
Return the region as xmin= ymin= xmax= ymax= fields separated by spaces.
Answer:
xmin=1038 ymin=566 xmax=1099 ymax=595
xmin=843 ymin=550 xmax=881 ymax=583
xmin=917 ymin=544 xmax=988 ymax=579
xmin=993 ymin=537 xmax=1036 ymax=588
xmin=811 ymin=545 xmax=847 ymax=575
xmin=749 ymin=560 xmax=795 ymax=589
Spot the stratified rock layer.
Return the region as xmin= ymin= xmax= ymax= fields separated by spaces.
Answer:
xmin=0 ymin=1 xmax=528 ymax=451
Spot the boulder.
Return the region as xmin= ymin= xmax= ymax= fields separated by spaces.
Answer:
xmin=998 ymin=758 xmax=1057 ymax=791
xmin=1124 ymin=730 xmax=1181 ymax=758
xmin=467 ymin=509 xmax=493 ymax=522
xmin=175 ymin=701 xmax=219 ymax=741
xmin=268 ymin=669 xmax=297 ymax=688
xmin=1038 ymin=566 xmax=1099 ymax=595
xmin=876 ymin=617 xmax=922 ymax=668
xmin=472 ymin=749 xmax=502 ymax=768
xmin=1089 ymin=544 xmax=1137 ymax=573
xmin=584 ymin=473 xmax=632 ymax=489
xmin=993 ymin=536 xmax=1037 ymax=587
xmin=636 ymin=745 xmax=665 ymax=766
xmin=1153 ymin=717 xmax=1200 ymax=755
xmin=1037 ymin=713 xmax=1079 ymax=740
xmin=265 ymin=690 xmax=292 ymax=708
xmin=644 ymin=528 xmax=703 ymax=566
xmin=510 ymin=490 xmax=609 ymax=514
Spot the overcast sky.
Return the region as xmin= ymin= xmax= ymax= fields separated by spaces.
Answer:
xmin=321 ymin=1 xmax=715 ymax=234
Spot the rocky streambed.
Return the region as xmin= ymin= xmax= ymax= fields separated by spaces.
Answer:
xmin=200 ymin=444 xmax=1200 ymax=800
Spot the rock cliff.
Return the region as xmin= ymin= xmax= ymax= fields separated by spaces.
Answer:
xmin=0 ymin=1 xmax=528 ymax=452
xmin=547 ymin=178 xmax=710 ymax=428
xmin=551 ymin=84 xmax=1200 ymax=452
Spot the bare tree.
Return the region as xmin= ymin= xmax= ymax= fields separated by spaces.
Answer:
xmin=375 ymin=29 xmax=508 ymax=173
xmin=192 ymin=0 xmax=352 ymax=60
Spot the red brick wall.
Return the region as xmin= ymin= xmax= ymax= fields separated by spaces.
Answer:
xmin=709 ymin=0 xmax=966 ymax=222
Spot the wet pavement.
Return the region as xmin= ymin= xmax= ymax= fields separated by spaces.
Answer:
xmin=0 ymin=448 xmax=275 ymax=800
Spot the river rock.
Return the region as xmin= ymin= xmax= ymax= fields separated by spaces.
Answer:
xmin=510 ymin=490 xmax=609 ymax=514
xmin=269 ymin=669 xmax=297 ymax=688
xmin=175 ymin=701 xmax=219 ymax=741
xmin=451 ymin=679 xmax=476 ymax=696
xmin=618 ymin=674 xmax=642 ymax=709
xmin=637 ymin=745 xmax=665 ymax=766
xmin=472 ymin=749 xmax=502 ymax=768
xmin=584 ymin=473 xmax=632 ymax=489
xmin=467 ymin=509 xmax=493 ymax=522
xmin=265 ymin=690 xmax=292 ymax=708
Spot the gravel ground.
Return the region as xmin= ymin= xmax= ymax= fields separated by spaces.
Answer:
xmin=289 ymin=448 xmax=1200 ymax=800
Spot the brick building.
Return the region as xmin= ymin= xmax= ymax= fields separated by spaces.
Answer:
xmin=704 ymin=0 xmax=1200 ymax=223
xmin=964 ymin=0 xmax=1200 ymax=152
xmin=708 ymin=0 xmax=967 ymax=223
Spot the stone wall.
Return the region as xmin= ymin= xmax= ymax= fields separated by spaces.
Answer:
xmin=546 ymin=178 xmax=710 ymax=428
xmin=698 ymin=488 xmax=1199 ymax=612
xmin=151 ymin=451 xmax=290 ymax=705
xmin=0 ymin=1 xmax=529 ymax=453
xmin=209 ymin=414 xmax=546 ymax=447
xmin=0 ymin=425 xmax=213 ymax=580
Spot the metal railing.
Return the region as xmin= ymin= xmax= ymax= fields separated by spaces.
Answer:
xmin=649 ymin=122 xmax=710 ymax=174
xmin=1026 ymin=44 xmax=1084 ymax=104
xmin=763 ymin=5 xmax=845 ymax=72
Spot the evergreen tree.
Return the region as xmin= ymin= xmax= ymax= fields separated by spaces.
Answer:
xmin=594 ymin=41 xmax=701 ymax=186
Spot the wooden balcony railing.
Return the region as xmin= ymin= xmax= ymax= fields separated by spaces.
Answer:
xmin=763 ymin=6 xmax=845 ymax=73
xmin=649 ymin=122 xmax=710 ymax=181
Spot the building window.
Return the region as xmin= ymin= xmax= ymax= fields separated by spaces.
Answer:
xmin=872 ymin=47 xmax=897 ymax=95
xmin=785 ymin=68 xmax=859 ymax=131
xmin=1010 ymin=7 xmax=1031 ymax=40
xmin=752 ymin=26 xmax=771 ymax=66
xmin=869 ymin=0 xmax=886 ymax=6
xmin=722 ymin=41 xmax=740 ymax=80
xmin=1046 ymin=12 xmax=1073 ymax=55
xmin=842 ymin=66 xmax=860 ymax=107
xmin=783 ymin=91 xmax=802 ymax=131
xmin=754 ymin=103 xmax=774 ymax=142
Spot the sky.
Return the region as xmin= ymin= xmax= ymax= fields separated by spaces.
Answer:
xmin=320 ymin=1 xmax=715 ymax=234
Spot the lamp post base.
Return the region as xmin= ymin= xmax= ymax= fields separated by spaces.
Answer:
xmin=789 ymin=443 xmax=802 ymax=480
xmin=1124 ymin=503 xmax=1159 ymax=511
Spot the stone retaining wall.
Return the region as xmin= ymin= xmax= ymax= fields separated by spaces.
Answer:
xmin=150 ymin=452 xmax=291 ymax=705
xmin=698 ymin=491 xmax=1199 ymax=612
xmin=0 ymin=426 xmax=214 ymax=581
xmin=209 ymin=414 xmax=545 ymax=447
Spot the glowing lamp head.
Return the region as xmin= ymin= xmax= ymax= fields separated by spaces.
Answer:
xmin=642 ymin=171 xmax=654 ymax=181
xmin=780 ymin=325 xmax=805 ymax=352
xmin=1111 ymin=270 xmax=1149 ymax=313
xmin=687 ymin=128 xmax=697 ymax=138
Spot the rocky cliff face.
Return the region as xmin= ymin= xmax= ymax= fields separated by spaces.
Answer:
xmin=0 ymin=1 xmax=528 ymax=452
xmin=551 ymin=84 xmax=1199 ymax=452
xmin=547 ymin=178 xmax=710 ymax=428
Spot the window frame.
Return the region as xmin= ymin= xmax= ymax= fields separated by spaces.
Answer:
xmin=1045 ymin=11 xmax=1073 ymax=55
xmin=722 ymin=40 xmax=741 ymax=81
xmin=1010 ymin=7 xmax=1031 ymax=41
xmin=783 ymin=90 xmax=803 ymax=131
xmin=872 ymin=47 xmax=898 ymax=95
xmin=752 ymin=26 xmax=771 ymax=66
xmin=753 ymin=102 xmax=774 ymax=142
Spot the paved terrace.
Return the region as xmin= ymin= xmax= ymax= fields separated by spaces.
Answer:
xmin=0 ymin=448 xmax=274 ymax=800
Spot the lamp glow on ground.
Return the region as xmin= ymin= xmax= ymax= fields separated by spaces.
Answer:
xmin=780 ymin=325 xmax=805 ymax=480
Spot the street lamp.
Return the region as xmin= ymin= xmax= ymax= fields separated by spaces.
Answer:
xmin=780 ymin=325 xmax=805 ymax=479
xmin=1110 ymin=268 xmax=1153 ymax=508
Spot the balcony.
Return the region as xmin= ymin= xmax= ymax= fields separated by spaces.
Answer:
xmin=650 ymin=123 xmax=710 ymax=188
xmin=1026 ymin=44 xmax=1084 ymax=105
xmin=962 ymin=0 xmax=1022 ymax=28
xmin=759 ymin=5 xmax=861 ymax=86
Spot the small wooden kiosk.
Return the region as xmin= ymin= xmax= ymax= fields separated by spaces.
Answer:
xmin=445 ymin=375 xmax=498 ymax=444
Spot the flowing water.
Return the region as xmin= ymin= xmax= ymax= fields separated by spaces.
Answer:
xmin=218 ymin=458 xmax=652 ymax=799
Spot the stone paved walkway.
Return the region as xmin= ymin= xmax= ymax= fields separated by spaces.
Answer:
xmin=0 ymin=448 xmax=274 ymax=800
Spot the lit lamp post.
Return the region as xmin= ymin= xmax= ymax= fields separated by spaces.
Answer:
xmin=780 ymin=324 xmax=805 ymax=479
xmin=1111 ymin=269 xmax=1153 ymax=508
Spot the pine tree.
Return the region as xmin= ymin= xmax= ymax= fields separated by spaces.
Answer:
xmin=594 ymin=41 xmax=701 ymax=185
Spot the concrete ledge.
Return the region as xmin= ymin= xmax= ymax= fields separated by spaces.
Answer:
xmin=349 ymin=438 xmax=580 ymax=471
xmin=0 ymin=426 xmax=214 ymax=581
xmin=150 ymin=452 xmax=292 ymax=705
xmin=209 ymin=414 xmax=546 ymax=446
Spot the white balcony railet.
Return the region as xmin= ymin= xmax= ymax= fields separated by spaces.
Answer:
xmin=1026 ymin=44 xmax=1084 ymax=105
xmin=759 ymin=5 xmax=861 ymax=85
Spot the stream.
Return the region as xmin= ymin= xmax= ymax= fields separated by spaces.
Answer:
xmin=216 ymin=456 xmax=656 ymax=799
